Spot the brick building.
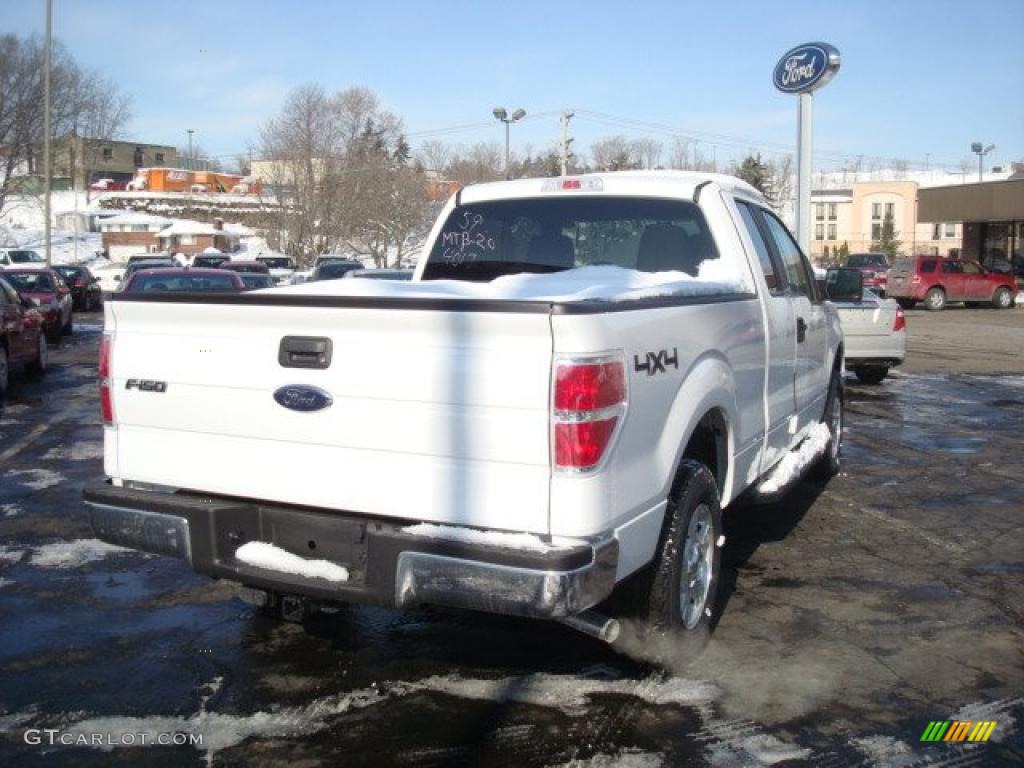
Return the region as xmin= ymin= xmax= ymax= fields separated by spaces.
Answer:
xmin=155 ymin=219 xmax=240 ymax=256
xmin=99 ymin=212 xmax=173 ymax=261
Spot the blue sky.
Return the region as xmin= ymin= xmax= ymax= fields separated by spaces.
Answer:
xmin=4 ymin=0 xmax=1022 ymax=171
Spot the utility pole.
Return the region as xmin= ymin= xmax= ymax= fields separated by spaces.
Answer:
xmin=43 ymin=0 xmax=53 ymax=267
xmin=187 ymin=129 xmax=195 ymax=170
xmin=559 ymin=111 xmax=574 ymax=176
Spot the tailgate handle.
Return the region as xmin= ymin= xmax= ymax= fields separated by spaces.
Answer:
xmin=279 ymin=336 xmax=332 ymax=369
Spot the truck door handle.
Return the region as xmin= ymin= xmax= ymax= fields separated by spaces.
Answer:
xmin=796 ymin=317 xmax=807 ymax=343
xmin=278 ymin=336 xmax=332 ymax=369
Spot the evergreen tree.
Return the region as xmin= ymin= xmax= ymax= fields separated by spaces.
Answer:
xmin=736 ymin=153 xmax=772 ymax=200
xmin=871 ymin=211 xmax=903 ymax=259
xmin=838 ymin=241 xmax=850 ymax=260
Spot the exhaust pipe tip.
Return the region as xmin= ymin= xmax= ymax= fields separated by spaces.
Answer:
xmin=558 ymin=610 xmax=620 ymax=644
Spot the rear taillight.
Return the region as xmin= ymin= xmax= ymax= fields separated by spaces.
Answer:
xmin=99 ymin=333 xmax=114 ymax=425
xmin=893 ymin=307 xmax=906 ymax=332
xmin=74 ymin=279 xmax=86 ymax=287
xmin=911 ymin=275 xmax=921 ymax=284
xmin=552 ymin=357 xmax=627 ymax=471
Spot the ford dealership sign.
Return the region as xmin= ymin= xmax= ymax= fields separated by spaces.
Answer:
xmin=773 ymin=42 xmax=841 ymax=94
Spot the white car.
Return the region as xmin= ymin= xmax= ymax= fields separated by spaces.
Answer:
xmin=255 ymin=255 xmax=296 ymax=285
xmin=0 ymin=249 xmax=46 ymax=269
xmin=84 ymin=171 xmax=843 ymax=648
xmin=829 ymin=272 xmax=907 ymax=384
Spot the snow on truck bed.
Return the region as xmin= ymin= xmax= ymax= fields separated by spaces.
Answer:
xmin=258 ymin=263 xmax=749 ymax=303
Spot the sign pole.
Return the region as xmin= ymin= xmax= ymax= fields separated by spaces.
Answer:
xmin=796 ymin=92 xmax=813 ymax=255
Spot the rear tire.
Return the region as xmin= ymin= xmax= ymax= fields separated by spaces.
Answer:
xmin=924 ymin=287 xmax=946 ymax=311
xmin=622 ymin=459 xmax=723 ymax=660
xmin=813 ymin=368 xmax=843 ymax=479
xmin=853 ymin=366 xmax=888 ymax=385
xmin=992 ymin=287 xmax=1013 ymax=309
xmin=26 ymin=333 xmax=47 ymax=376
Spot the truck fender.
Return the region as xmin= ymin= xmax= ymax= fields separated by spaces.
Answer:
xmin=657 ymin=352 xmax=739 ymax=507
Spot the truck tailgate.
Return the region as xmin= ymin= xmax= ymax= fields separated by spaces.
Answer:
xmin=106 ymin=299 xmax=554 ymax=533
xmin=836 ymin=298 xmax=897 ymax=336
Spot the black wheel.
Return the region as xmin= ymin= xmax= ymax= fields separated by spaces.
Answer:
xmin=620 ymin=459 xmax=723 ymax=659
xmin=853 ymin=366 xmax=888 ymax=385
xmin=992 ymin=287 xmax=1013 ymax=309
xmin=26 ymin=333 xmax=48 ymax=376
xmin=0 ymin=344 xmax=8 ymax=400
xmin=62 ymin=312 xmax=74 ymax=336
xmin=896 ymin=298 xmax=916 ymax=310
xmin=813 ymin=368 xmax=843 ymax=479
xmin=924 ymin=287 xmax=946 ymax=311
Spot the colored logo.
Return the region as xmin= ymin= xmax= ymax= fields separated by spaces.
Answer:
xmin=773 ymin=43 xmax=841 ymax=94
xmin=920 ymin=721 xmax=997 ymax=742
xmin=273 ymin=385 xmax=333 ymax=412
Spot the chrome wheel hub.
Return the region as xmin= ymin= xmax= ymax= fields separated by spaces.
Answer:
xmin=679 ymin=503 xmax=714 ymax=629
xmin=829 ymin=393 xmax=842 ymax=462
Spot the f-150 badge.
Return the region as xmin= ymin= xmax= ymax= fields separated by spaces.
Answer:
xmin=634 ymin=348 xmax=678 ymax=376
xmin=273 ymin=385 xmax=333 ymax=412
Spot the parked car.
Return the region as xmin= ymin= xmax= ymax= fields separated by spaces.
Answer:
xmin=844 ymin=252 xmax=890 ymax=294
xmin=218 ymin=260 xmax=270 ymax=275
xmin=192 ymin=254 xmax=229 ymax=269
xmin=343 ymin=268 xmax=414 ymax=281
xmin=312 ymin=254 xmax=361 ymax=269
xmin=118 ymin=259 xmax=179 ymax=288
xmin=0 ymin=249 xmax=46 ymax=269
xmin=255 ymin=256 xmax=296 ymax=285
xmin=310 ymin=260 xmax=363 ymax=281
xmin=887 ymin=255 xmax=1017 ymax=310
xmin=0 ymin=276 xmax=48 ymax=399
xmin=86 ymin=170 xmax=845 ymax=650
xmin=121 ymin=268 xmax=245 ymax=294
xmin=91 ymin=262 xmax=127 ymax=293
xmin=1 ymin=268 xmax=73 ymax=341
xmin=238 ymin=273 xmax=275 ymax=291
xmin=53 ymin=265 xmax=103 ymax=311
xmin=824 ymin=268 xmax=906 ymax=385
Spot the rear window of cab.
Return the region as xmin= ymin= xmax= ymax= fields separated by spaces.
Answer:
xmin=919 ymin=260 xmax=937 ymax=273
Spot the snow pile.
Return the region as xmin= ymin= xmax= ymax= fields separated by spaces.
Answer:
xmin=263 ymin=263 xmax=747 ymax=304
xmin=30 ymin=539 xmax=131 ymax=568
xmin=708 ymin=733 xmax=811 ymax=765
xmin=756 ymin=422 xmax=832 ymax=494
xmin=403 ymin=523 xmax=576 ymax=553
xmin=0 ymin=577 xmax=12 ymax=589
xmin=4 ymin=468 xmax=65 ymax=491
xmin=234 ymin=541 xmax=349 ymax=583
xmin=548 ymin=750 xmax=665 ymax=768
xmin=0 ymin=545 xmax=25 ymax=564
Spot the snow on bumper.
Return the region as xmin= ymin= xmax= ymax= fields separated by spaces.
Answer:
xmin=83 ymin=482 xmax=618 ymax=619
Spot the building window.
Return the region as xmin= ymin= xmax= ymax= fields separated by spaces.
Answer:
xmin=131 ymin=225 xmax=148 ymax=232
xmin=815 ymin=204 xmax=824 ymax=221
xmin=828 ymin=203 xmax=837 ymax=221
xmin=944 ymin=222 xmax=956 ymax=238
xmin=871 ymin=203 xmax=881 ymax=220
xmin=885 ymin=202 xmax=895 ymax=219
xmin=155 ymin=152 xmax=165 ymax=163
xmin=179 ymin=235 xmax=196 ymax=245
xmin=815 ymin=223 xmax=824 ymax=241
xmin=872 ymin=223 xmax=882 ymax=241
xmin=102 ymin=147 xmax=113 ymax=160
xmin=932 ymin=223 xmax=942 ymax=240
xmin=827 ymin=223 xmax=837 ymax=240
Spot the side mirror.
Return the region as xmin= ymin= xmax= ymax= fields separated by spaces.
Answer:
xmin=825 ymin=267 xmax=864 ymax=303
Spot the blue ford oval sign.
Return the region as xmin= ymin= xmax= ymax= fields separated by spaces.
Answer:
xmin=773 ymin=42 xmax=840 ymax=94
xmin=273 ymin=385 xmax=333 ymax=412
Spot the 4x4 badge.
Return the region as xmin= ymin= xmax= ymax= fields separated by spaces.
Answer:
xmin=634 ymin=348 xmax=678 ymax=376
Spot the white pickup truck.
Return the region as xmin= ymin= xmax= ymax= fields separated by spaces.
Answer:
xmin=85 ymin=171 xmax=844 ymax=648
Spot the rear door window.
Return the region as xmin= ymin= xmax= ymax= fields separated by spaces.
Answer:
xmin=759 ymin=210 xmax=816 ymax=300
xmin=920 ymin=260 xmax=937 ymax=273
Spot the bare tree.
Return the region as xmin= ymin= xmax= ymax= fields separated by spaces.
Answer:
xmin=0 ymin=34 xmax=132 ymax=214
xmin=417 ymin=140 xmax=452 ymax=175
xmin=668 ymin=138 xmax=693 ymax=170
xmin=445 ymin=142 xmax=503 ymax=185
xmin=634 ymin=138 xmax=663 ymax=170
xmin=589 ymin=135 xmax=641 ymax=171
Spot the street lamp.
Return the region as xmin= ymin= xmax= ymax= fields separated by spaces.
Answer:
xmin=971 ymin=142 xmax=995 ymax=182
xmin=187 ymin=129 xmax=195 ymax=170
xmin=493 ymin=106 xmax=526 ymax=179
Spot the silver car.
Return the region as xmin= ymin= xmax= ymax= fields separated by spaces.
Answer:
xmin=834 ymin=288 xmax=907 ymax=384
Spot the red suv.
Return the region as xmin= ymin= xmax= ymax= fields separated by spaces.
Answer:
xmin=886 ymin=256 xmax=1017 ymax=311
xmin=845 ymin=252 xmax=890 ymax=294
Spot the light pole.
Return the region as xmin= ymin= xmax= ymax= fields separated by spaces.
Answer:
xmin=971 ymin=142 xmax=994 ymax=182
xmin=43 ymin=0 xmax=52 ymax=266
xmin=492 ymin=107 xmax=525 ymax=180
xmin=187 ymin=129 xmax=195 ymax=170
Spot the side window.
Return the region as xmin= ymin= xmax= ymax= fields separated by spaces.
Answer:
xmin=735 ymin=201 xmax=783 ymax=294
xmin=961 ymin=262 xmax=981 ymax=275
xmin=760 ymin=210 xmax=814 ymax=298
xmin=941 ymin=261 xmax=962 ymax=274
xmin=920 ymin=260 xmax=937 ymax=274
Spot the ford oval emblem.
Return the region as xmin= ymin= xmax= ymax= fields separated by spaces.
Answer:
xmin=273 ymin=385 xmax=333 ymax=412
xmin=773 ymin=42 xmax=840 ymax=94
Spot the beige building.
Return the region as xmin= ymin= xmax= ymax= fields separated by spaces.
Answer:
xmin=52 ymin=135 xmax=177 ymax=190
xmin=809 ymin=180 xmax=961 ymax=261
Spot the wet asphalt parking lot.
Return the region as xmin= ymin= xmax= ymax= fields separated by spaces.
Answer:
xmin=0 ymin=309 xmax=1022 ymax=767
